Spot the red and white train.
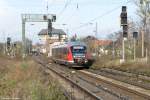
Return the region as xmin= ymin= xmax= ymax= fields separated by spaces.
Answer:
xmin=51 ymin=41 xmax=91 ymax=68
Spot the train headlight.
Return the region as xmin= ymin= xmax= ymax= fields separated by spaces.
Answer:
xmin=85 ymin=60 xmax=88 ymax=63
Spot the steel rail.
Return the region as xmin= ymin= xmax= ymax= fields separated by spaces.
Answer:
xmin=33 ymin=55 xmax=150 ymax=100
xmin=33 ymin=56 xmax=102 ymax=100
xmin=45 ymin=64 xmax=102 ymax=100
xmin=79 ymin=70 xmax=150 ymax=100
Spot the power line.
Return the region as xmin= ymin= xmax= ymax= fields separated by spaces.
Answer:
xmin=57 ymin=0 xmax=72 ymax=21
xmin=70 ymin=0 xmax=132 ymax=31
xmin=47 ymin=0 xmax=55 ymax=12
xmin=60 ymin=3 xmax=79 ymax=25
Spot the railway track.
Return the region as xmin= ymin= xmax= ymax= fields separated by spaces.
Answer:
xmin=33 ymin=55 xmax=102 ymax=100
xmin=99 ymin=68 xmax=150 ymax=80
xmin=33 ymin=55 xmax=150 ymax=100
xmin=78 ymin=70 xmax=150 ymax=100
xmin=87 ymin=68 xmax=150 ymax=90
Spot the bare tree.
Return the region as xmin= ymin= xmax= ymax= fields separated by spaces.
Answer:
xmin=135 ymin=0 xmax=150 ymax=44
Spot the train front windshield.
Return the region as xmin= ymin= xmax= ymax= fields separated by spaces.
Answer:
xmin=71 ymin=46 xmax=86 ymax=54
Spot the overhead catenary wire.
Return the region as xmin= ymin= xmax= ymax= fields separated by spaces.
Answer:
xmin=60 ymin=2 xmax=79 ymax=25
xmin=70 ymin=0 xmax=133 ymax=31
xmin=46 ymin=0 xmax=55 ymax=13
xmin=56 ymin=0 xmax=72 ymax=22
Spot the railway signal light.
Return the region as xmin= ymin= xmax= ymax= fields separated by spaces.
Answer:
xmin=14 ymin=43 xmax=17 ymax=48
xmin=7 ymin=37 xmax=11 ymax=50
xmin=123 ymin=25 xmax=128 ymax=31
xmin=7 ymin=37 xmax=11 ymax=46
xmin=120 ymin=6 xmax=128 ymax=38
xmin=43 ymin=15 xmax=47 ymax=20
xmin=120 ymin=6 xmax=127 ymax=26
xmin=123 ymin=31 xmax=128 ymax=37
xmin=133 ymin=32 xmax=138 ymax=39
xmin=122 ymin=25 xmax=128 ymax=38
xmin=52 ymin=15 xmax=56 ymax=22
xmin=48 ymin=19 xmax=52 ymax=36
xmin=140 ymin=0 xmax=143 ymax=4
xmin=121 ymin=13 xmax=127 ymax=25
xmin=122 ymin=6 xmax=127 ymax=12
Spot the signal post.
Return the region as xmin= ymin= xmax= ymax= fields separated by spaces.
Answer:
xmin=21 ymin=14 xmax=56 ymax=58
xmin=120 ymin=6 xmax=128 ymax=62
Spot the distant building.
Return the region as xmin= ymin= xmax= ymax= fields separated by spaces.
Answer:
xmin=85 ymin=35 xmax=97 ymax=40
xmin=38 ymin=28 xmax=67 ymax=44
xmin=84 ymin=36 xmax=112 ymax=46
xmin=84 ymin=35 xmax=112 ymax=56
xmin=38 ymin=28 xmax=67 ymax=55
xmin=96 ymin=40 xmax=112 ymax=56
xmin=96 ymin=40 xmax=112 ymax=47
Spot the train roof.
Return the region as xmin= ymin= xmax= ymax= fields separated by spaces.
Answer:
xmin=52 ymin=41 xmax=87 ymax=48
xmin=68 ymin=41 xmax=86 ymax=46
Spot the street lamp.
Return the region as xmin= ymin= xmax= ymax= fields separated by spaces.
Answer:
xmin=89 ymin=22 xmax=98 ymax=55
xmin=110 ymin=34 xmax=117 ymax=59
xmin=62 ymin=24 xmax=69 ymax=41
xmin=88 ymin=22 xmax=98 ymax=38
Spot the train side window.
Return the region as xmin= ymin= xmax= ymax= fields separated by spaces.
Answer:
xmin=67 ymin=48 xmax=69 ymax=54
xmin=61 ymin=48 xmax=63 ymax=53
xmin=66 ymin=48 xmax=69 ymax=54
xmin=62 ymin=48 xmax=64 ymax=54
xmin=59 ymin=48 xmax=61 ymax=57
xmin=64 ymin=48 xmax=66 ymax=54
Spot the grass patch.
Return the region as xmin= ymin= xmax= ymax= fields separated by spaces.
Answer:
xmin=0 ymin=57 xmax=67 ymax=100
xmin=21 ymin=62 xmax=28 ymax=70
xmin=29 ymin=81 xmax=66 ymax=100
xmin=91 ymin=55 xmax=150 ymax=76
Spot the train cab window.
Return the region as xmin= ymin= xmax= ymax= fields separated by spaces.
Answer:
xmin=71 ymin=46 xmax=86 ymax=54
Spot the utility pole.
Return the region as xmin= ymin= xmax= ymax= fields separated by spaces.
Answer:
xmin=22 ymin=18 xmax=26 ymax=58
xmin=133 ymin=32 xmax=138 ymax=61
xmin=66 ymin=28 xmax=69 ymax=41
xmin=112 ymin=40 xmax=115 ymax=59
xmin=3 ymin=31 xmax=6 ymax=55
xmin=122 ymin=38 xmax=125 ymax=61
xmin=141 ymin=29 xmax=144 ymax=57
xmin=146 ymin=48 xmax=148 ymax=62
xmin=46 ymin=0 xmax=49 ymax=38
xmin=134 ymin=38 xmax=136 ymax=60
xmin=95 ymin=22 xmax=98 ymax=37
xmin=95 ymin=22 xmax=98 ymax=54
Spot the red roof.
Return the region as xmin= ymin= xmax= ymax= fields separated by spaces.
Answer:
xmin=96 ymin=40 xmax=112 ymax=46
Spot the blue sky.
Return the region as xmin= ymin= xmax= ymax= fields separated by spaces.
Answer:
xmin=0 ymin=0 xmax=137 ymax=43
